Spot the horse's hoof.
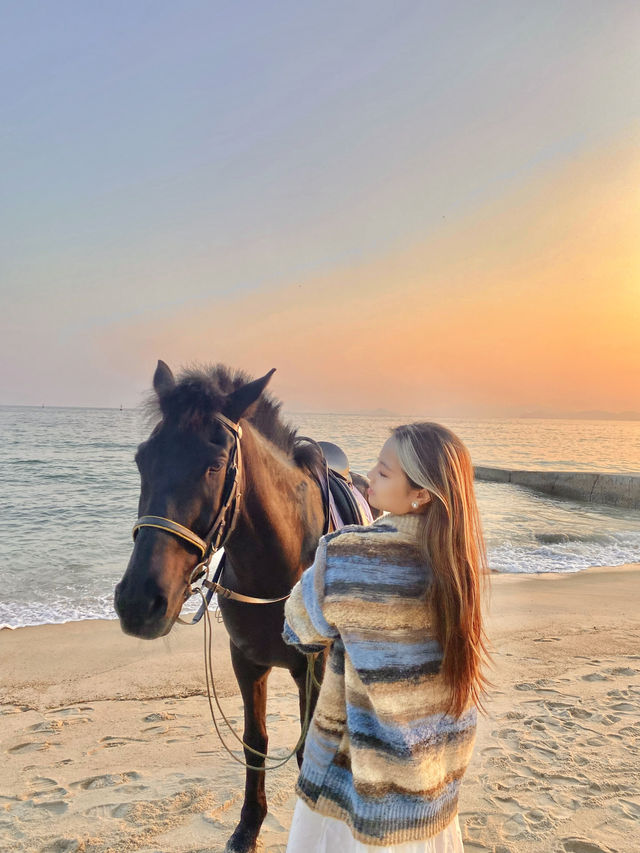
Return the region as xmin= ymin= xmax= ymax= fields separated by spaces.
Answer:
xmin=224 ymin=841 xmax=258 ymax=853
xmin=224 ymin=827 xmax=259 ymax=853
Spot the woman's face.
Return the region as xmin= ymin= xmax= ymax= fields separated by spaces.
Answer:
xmin=366 ymin=437 xmax=430 ymax=515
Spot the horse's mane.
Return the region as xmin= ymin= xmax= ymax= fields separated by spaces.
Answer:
xmin=144 ymin=363 xmax=321 ymax=471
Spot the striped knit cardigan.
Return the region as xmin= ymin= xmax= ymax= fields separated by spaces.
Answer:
xmin=282 ymin=511 xmax=478 ymax=847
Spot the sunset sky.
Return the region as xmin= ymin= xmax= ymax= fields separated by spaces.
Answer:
xmin=2 ymin=1 xmax=639 ymax=415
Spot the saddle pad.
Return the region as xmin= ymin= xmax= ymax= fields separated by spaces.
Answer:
xmin=328 ymin=471 xmax=373 ymax=529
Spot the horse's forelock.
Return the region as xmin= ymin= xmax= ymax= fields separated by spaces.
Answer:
xmin=141 ymin=363 xmax=305 ymax=465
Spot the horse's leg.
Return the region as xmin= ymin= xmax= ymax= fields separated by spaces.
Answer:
xmin=225 ymin=641 xmax=271 ymax=853
xmin=291 ymin=650 xmax=325 ymax=768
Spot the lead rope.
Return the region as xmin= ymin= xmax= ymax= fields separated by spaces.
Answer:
xmin=196 ymin=587 xmax=319 ymax=771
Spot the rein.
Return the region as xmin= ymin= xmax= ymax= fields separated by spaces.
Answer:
xmin=197 ymin=586 xmax=321 ymax=771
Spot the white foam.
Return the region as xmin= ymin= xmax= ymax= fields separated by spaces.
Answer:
xmin=489 ymin=529 xmax=640 ymax=574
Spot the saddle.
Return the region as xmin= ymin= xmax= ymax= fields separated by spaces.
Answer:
xmin=317 ymin=441 xmax=373 ymax=531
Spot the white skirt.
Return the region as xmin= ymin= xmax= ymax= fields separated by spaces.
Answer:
xmin=286 ymin=797 xmax=465 ymax=853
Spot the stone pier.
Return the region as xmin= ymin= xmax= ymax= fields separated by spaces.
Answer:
xmin=474 ymin=467 xmax=640 ymax=510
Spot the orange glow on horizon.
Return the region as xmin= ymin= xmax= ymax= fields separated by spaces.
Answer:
xmin=99 ymin=133 xmax=640 ymax=415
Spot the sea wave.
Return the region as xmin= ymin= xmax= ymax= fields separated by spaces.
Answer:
xmin=489 ymin=529 xmax=640 ymax=574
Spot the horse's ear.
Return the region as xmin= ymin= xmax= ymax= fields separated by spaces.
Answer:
xmin=224 ymin=368 xmax=276 ymax=422
xmin=153 ymin=360 xmax=175 ymax=399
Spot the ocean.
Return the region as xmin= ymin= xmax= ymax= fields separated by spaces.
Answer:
xmin=1 ymin=406 xmax=639 ymax=630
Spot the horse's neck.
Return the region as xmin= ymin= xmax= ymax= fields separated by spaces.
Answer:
xmin=224 ymin=423 xmax=325 ymax=596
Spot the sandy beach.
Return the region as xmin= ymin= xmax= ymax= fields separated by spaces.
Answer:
xmin=1 ymin=564 xmax=639 ymax=853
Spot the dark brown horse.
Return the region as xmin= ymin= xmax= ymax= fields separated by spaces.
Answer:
xmin=114 ymin=360 xmax=377 ymax=853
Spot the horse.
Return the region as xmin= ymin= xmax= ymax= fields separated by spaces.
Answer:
xmin=113 ymin=360 xmax=378 ymax=853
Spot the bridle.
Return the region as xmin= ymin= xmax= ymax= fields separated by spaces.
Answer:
xmin=132 ymin=412 xmax=292 ymax=624
xmin=130 ymin=412 xmax=332 ymax=772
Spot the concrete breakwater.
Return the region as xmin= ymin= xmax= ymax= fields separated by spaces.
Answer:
xmin=474 ymin=467 xmax=640 ymax=510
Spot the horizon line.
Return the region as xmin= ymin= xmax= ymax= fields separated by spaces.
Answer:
xmin=1 ymin=403 xmax=639 ymax=422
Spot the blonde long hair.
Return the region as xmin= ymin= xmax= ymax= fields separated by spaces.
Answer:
xmin=390 ymin=422 xmax=494 ymax=717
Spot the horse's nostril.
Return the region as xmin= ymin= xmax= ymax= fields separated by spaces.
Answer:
xmin=148 ymin=593 xmax=167 ymax=620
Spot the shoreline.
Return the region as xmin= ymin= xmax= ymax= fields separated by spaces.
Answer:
xmin=3 ymin=560 xmax=639 ymax=635
xmin=1 ymin=563 xmax=639 ymax=852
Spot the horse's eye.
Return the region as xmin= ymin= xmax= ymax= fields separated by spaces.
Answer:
xmin=207 ymin=462 xmax=224 ymax=474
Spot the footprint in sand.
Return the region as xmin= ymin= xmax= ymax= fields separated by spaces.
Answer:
xmin=481 ymin=746 xmax=505 ymax=758
xmin=615 ymin=798 xmax=640 ymax=820
xmin=29 ymin=776 xmax=58 ymax=787
xmin=143 ymin=723 xmax=171 ymax=735
xmin=9 ymin=741 xmax=56 ymax=754
xmin=500 ymin=811 xmax=530 ymax=840
xmin=605 ymin=688 xmax=629 ymax=700
xmin=39 ymin=841 xmax=82 ymax=853
xmin=544 ymin=700 xmax=573 ymax=712
xmin=165 ymin=726 xmax=198 ymax=744
xmin=165 ymin=773 xmax=209 ymax=785
xmin=28 ymin=716 xmax=91 ymax=733
xmin=568 ymin=707 xmax=592 ymax=719
xmin=561 ymin=839 xmax=612 ymax=853
xmin=493 ymin=727 xmax=518 ymax=739
xmin=71 ymin=771 xmax=142 ymax=790
xmin=143 ymin=711 xmax=177 ymax=722
xmin=0 ymin=704 xmax=32 ymax=715
xmin=83 ymin=802 xmax=131 ymax=819
xmin=30 ymin=800 xmax=69 ymax=814
xmin=86 ymin=735 xmax=146 ymax=753
xmin=29 ymin=778 xmax=69 ymax=800
xmin=523 ymin=808 xmax=555 ymax=831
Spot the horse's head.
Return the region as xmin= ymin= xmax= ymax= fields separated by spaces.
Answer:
xmin=114 ymin=360 xmax=275 ymax=639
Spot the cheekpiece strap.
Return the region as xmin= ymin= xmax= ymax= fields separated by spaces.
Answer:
xmin=214 ymin=413 xmax=243 ymax=437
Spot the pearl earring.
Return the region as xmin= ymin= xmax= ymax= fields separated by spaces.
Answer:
xmin=411 ymin=501 xmax=418 ymax=509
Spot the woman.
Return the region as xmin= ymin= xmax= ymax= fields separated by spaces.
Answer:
xmin=283 ymin=421 xmax=493 ymax=852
